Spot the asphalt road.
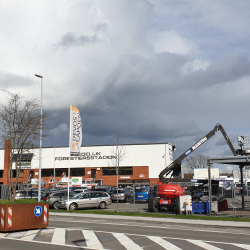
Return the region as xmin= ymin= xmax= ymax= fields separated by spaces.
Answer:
xmin=1 ymin=201 xmax=250 ymax=250
xmin=49 ymin=215 xmax=250 ymax=245
xmin=2 ymin=214 xmax=250 ymax=250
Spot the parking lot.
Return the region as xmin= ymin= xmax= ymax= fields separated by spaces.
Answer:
xmin=103 ymin=201 xmax=149 ymax=213
xmin=96 ymin=197 xmax=250 ymax=217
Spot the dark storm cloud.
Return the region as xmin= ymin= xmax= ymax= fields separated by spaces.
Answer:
xmin=55 ymin=32 xmax=102 ymax=49
xmin=44 ymin=51 xmax=250 ymax=151
xmin=183 ymin=54 xmax=250 ymax=89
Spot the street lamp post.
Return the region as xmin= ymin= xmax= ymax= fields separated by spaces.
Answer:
xmin=35 ymin=74 xmax=43 ymax=202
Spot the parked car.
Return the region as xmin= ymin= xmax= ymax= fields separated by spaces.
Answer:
xmin=41 ymin=190 xmax=76 ymax=209
xmin=148 ymin=185 xmax=157 ymax=199
xmin=135 ymin=187 xmax=149 ymax=202
xmin=15 ymin=190 xmax=39 ymax=200
xmin=111 ymin=189 xmax=132 ymax=203
xmin=71 ymin=186 xmax=89 ymax=191
xmin=57 ymin=191 xmax=111 ymax=210
xmin=73 ymin=189 xmax=90 ymax=194
xmin=92 ymin=186 xmax=115 ymax=195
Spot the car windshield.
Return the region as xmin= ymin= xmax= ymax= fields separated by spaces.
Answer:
xmin=95 ymin=188 xmax=107 ymax=192
xmin=73 ymin=193 xmax=84 ymax=199
xmin=113 ymin=190 xmax=124 ymax=194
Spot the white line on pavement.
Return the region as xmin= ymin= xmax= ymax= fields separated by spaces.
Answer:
xmin=147 ymin=236 xmax=182 ymax=250
xmin=112 ymin=232 xmax=143 ymax=250
xmin=233 ymin=243 xmax=250 ymax=250
xmin=82 ymin=230 xmax=103 ymax=249
xmin=0 ymin=232 xmax=8 ymax=238
xmin=21 ymin=229 xmax=40 ymax=241
xmin=51 ymin=228 xmax=65 ymax=245
xmin=187 ymin=239 xmax=223 ymax=250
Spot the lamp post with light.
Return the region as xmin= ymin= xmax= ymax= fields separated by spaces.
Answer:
xmin=35 ymin=74 xmax=43 ymax=202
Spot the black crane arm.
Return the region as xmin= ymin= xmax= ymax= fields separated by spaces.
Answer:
xmin=159 ymin=123 xmax=240 ymax=183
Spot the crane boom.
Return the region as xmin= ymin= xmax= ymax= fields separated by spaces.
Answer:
xmin=159 ymin=123 xmax=242 ymax=183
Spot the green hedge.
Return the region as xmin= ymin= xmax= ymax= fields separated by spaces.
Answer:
xmin=0 ymin=199 xmax=45 ymax=204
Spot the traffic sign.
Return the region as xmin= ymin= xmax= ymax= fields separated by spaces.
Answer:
xmin=34 ymin=206 xmax=42 ymax=217
xmin=47 ymin=176 xmax=55 ymax=184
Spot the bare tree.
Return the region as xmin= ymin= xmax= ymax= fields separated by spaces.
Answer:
xmin=184 ymin=154 xmax=209 ymax=173
xmin=110 ymin=127 xmax=127 ymax=212
xmin=0 ymin=91 xmax=47 ymax=201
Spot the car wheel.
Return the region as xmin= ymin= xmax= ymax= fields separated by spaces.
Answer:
xmin=53 ymin=202 xmax=59 ymax=210
xmin=174 ymin=199 xmax=180 ymax=215
xmin=69 ymin=203 xmax=78 ymax=210
xmin=148 ymin=197 xmax=160 ymax=212
xmin=99 ymin=201 xmax=106 ymax=209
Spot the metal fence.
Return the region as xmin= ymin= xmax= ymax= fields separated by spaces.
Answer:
xmin=0 ymin=185 xmax=9 ymax=200
xmin=0 ymin=184 xmax=28 ymax=200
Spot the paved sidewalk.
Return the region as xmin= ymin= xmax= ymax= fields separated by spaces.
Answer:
xmin=50 ymin=212 xmax=250 ymax=228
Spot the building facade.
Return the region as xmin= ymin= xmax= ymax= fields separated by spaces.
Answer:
xmin=0 ymin=143 xmax=175 ymax=187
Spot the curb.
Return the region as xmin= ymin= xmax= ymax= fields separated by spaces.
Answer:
xmin=50 ymin=212 xmax=250 ymax=228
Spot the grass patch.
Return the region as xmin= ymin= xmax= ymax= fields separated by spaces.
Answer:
xmin=50 ymin=209 xmax=250 ymax=222
xmin=0 ymin=199 xmax=45 ymax=204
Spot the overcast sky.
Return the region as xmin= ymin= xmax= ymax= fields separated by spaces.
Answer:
xmin=1 ymin=0 xmax=250 ymax=172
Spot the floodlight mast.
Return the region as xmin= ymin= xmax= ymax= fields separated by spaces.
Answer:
xmin=35 ymin=74 xmax=43 ymax=202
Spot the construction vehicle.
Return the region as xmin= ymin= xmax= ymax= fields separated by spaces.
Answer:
xmin=148 ymin=123 xmax=244 ymax=214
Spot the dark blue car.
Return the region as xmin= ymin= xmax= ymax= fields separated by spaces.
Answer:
xmin=135 ymin=187 xmax=149 ymax=201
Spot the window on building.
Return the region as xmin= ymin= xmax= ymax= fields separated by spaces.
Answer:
xmin=18 ymin=170 xmax=24 ymax=178
xmin=12 ymin=170 xmax=16 ymax=178
xmin=30 ymin=171 xmax=34 ymax=179
xmin=102 ymin=167 xmax=116 ymax=176
xmin=55 ymin=169 xmax=68 ymax=177
xmin=54 ymin=168 xmax=85 ymax=177
xmin=102 ymin=167 xmax=133 ymax=176
xmin=10 ymin=170 xmax=24 ymax=178
xmin=41 ymin=169 xmax=54 ymax=177
xmin=119 ymin=167 xmax=133 ymax=175
xmin=0 ymin=170 xmax=3 ymax=178
xmin=70 ymin=168 xmax=85 ymax=176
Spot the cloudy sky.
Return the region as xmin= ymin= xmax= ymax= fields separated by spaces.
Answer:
xmin=1 ymin=0 xmax=250 ymax=172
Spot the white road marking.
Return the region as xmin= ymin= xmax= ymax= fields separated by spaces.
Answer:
xmin=50 ymin=218 xmax=250 ymax=235
xmin=0 ymin=232 xmax=8 ymax=238
xmin=233 ymin=243 xmax=250 ymax=250
xmin=51 ymin=228 xmax=65 ymax=245
xmin=6 ymin=231 xmax=27 ymax=238
xmin=2 ymin=226 xmax=250 ymax=250
xmin=148 ymin=235 xmax=182 ymax=249
xmin=21 ymin=229 xmax=40 ymax=241
xmin=112 ymin=232 xmax=143 ymax=250
xmin=82 ymin=230 xmax=103 ymax=249
xmin=187 ymin=239 xmax=223 ymax=250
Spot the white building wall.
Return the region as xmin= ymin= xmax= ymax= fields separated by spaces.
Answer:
xmin=193 ymin=168 xmax=220 ymax=179
xmin=0 ymin=150 xmax=4 ymax=170
xmin=233 ymin=169 xmax=250 ymax=183
xmin=0 ymin=143 xmax=174 ymax=179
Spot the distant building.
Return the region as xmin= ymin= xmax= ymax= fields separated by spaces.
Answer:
xmin=193 ymin=168 xmax=220 ymax=179
xmin=0 ymin=142 xmax=175 ymax=187
xmin=193 ymin=168 xmax=250 ymax=188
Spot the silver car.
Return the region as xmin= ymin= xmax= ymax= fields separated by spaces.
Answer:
xmin=57 ymin=191 xmax=112 ymax=210
xmin=111 ymin=189 xmax=133 ymax=202
xmin=15 ymin=190 xmax=39 ymax=200
xmin=41 ymin=190 xmax=76 ymax=209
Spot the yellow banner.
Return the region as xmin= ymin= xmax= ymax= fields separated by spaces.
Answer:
xmin=69 ymin=104 xmax=82 ymax=156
